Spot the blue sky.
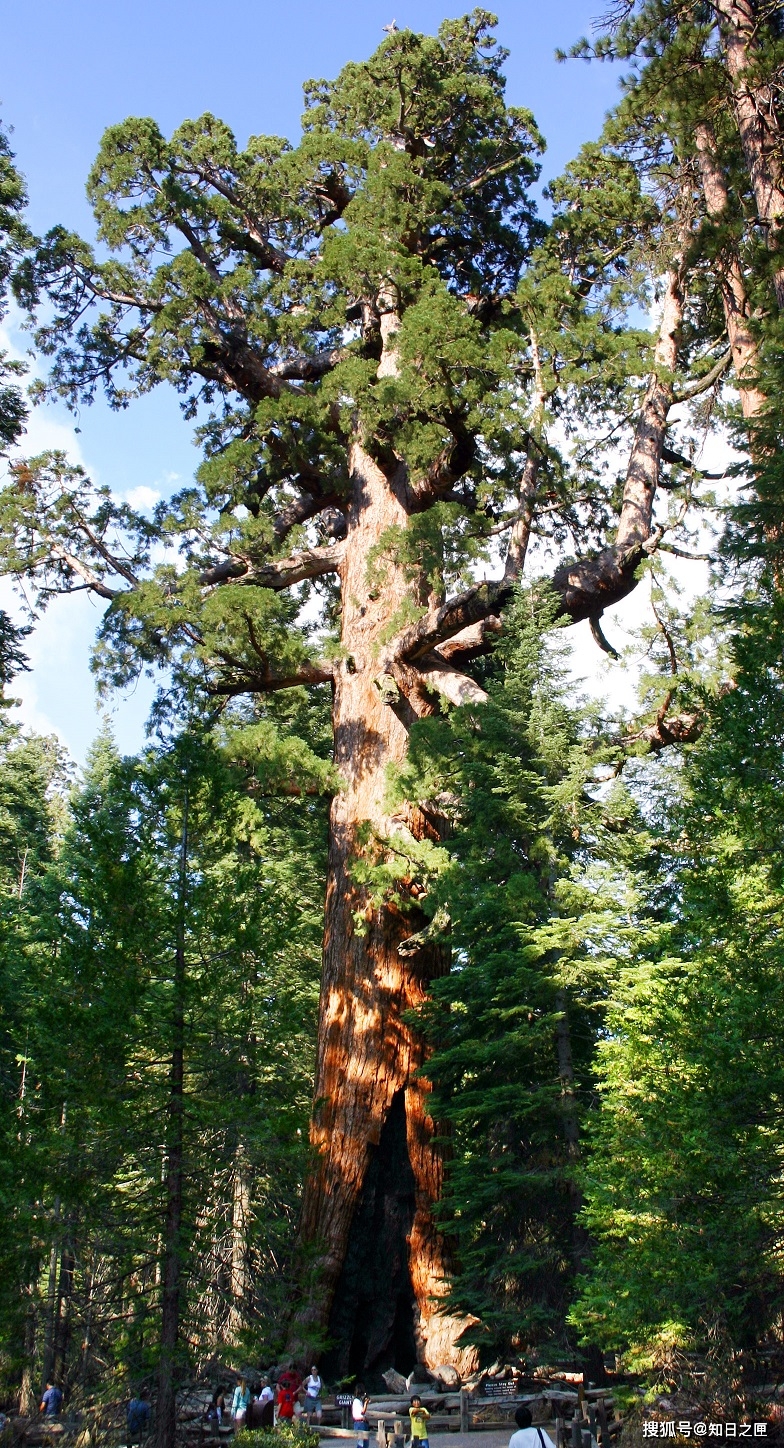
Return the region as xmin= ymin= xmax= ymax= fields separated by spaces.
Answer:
xmin=1 ymin=0 xmax=628 ymax=765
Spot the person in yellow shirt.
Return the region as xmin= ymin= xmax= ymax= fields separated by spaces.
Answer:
xmin=409 ymin=1396 xmax=430 ymax=1448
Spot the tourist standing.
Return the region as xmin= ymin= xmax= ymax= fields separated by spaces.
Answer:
xmin=232 ymin=1379 xmax=250 ymax=1431
xmin=276 ymin=1364 xmax=300 ymax=1423
xmin=40 ymin=1384 xmax=63 ymax=1418
xmin=352 ymin=1385 xmax=369 ymax=1448
xmin=508 ymin=1406 xmax=555 ymax=1448
xmin=409 ymin=1396 xmax=430 ymax=1448
xmin=127 ymin=1389 xmax=151 ymax=1444
xmin=304 ymin=1367 xmax=323 ymax=1426
xmin=258 ymin=1382 xmax=275 ymax=1430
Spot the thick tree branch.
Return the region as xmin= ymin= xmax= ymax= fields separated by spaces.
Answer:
xmin=551 ymin=239 xmax=687 ymax=623
xmin=412 ymin=652 xmax=489 ymax=707
xmin=674 ymin=346 xmax=732 ymax=400
xmin=198 ymin=336 xmax=296 ymax=404
xmin=208 ymin=659 xmax=335 ymax=696
xmin=199 ymin=540 xmax=345 ymax=590
xmin=272 ymin=491 xmax=344 ymax=545
xmin=48 ymin=543 xmax=120 ymax=600
xmin=386 ymin=579 xmax=510 ymax=664
xmin=589 ymin=614 xmax=620 ymax=659
xmin=269 ymin=346 xmax=347 ymax=381
xmin=406 ymin=414 xmax=477 ymax=511
xmin=615 ymin=709 xmax=704 ymax=754
xmin=427 ymin=616 xmax=503 ymax=665
xmin=713 ymin=0 xmax=784 ymax=309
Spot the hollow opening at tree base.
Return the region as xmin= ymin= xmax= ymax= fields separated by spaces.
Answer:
xmin=322 ymin=1088 xmax=419 ymax=1387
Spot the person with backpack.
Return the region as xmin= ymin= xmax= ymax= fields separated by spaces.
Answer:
xmin=508 ymin=1405 xmax=555 ymax=1448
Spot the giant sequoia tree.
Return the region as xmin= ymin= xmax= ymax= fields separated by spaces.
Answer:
xmin=4 ymin=7 xmax=763 ymax=1370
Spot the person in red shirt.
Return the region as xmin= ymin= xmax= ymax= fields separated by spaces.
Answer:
xmin=276 ymin=1365 xmax=301 ymax=1422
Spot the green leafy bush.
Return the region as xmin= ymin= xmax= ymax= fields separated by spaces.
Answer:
xmin=236 ymin=1424 xmax=320 ymax=1448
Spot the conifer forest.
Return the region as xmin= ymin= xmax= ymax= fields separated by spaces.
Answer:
xmin=2 ymin=2 xmax=784 ymax=1442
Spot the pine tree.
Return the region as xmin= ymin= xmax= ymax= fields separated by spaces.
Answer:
xmin=0 ymin=627 xmax=68 ymax=1403
xmin=0 ymin=710 xmax=328 ymax=1423
xmin=0 ymin=121 xmax=29 ymax=451
xmin=570 ymin=588 xmax=784 ymax=1361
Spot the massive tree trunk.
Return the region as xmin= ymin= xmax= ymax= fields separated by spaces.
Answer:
xmin=291 ymin=435 xmax=475 ymax=1376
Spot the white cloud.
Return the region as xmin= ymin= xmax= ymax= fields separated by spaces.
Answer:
xmin=123 ymin=484 xmax=161 ymax=511
xmin=1 ymin=317 xmax=87 ymax=468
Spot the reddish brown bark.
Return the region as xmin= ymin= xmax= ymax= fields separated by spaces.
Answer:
xmin=289 ymin=304 xmax=479 ymax=1372
xmin=694 ymin=119 xmax=767 ymax=418
xmin=291 ymin=435 xmax=476 ymax=1374
xmin=714 ymin=0 xmax=784 ymax=309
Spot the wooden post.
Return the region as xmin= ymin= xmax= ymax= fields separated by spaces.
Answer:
xmin=588 ymin=1406 xmax=597 ymax=1442
xmin=555 ymin=1418 xmax=564 ymax=1448
xmin=571 ymin=1417 xmax=582 ymax=1448
xmin=377 ymin=1420 xmax=387 ymax=1448
xmin=393 ymin=1419 xmax=405 ymax=1448
xmin=459 ymin=1392 xmax=469 ymax=1434
xmin=597 ymin=1401 xmax=609 ymax=1446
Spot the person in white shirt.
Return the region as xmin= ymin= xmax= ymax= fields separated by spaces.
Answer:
xmin=352 ymin=1384 xmax=369 ymax=1448
xmin=259 ymin=1382 xmax=275 ymax=1430
xmin=509 ymin=1405 xmax=556 ymax=1448
xmin=304 ymin=1367 xmax=323 ymax=1425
